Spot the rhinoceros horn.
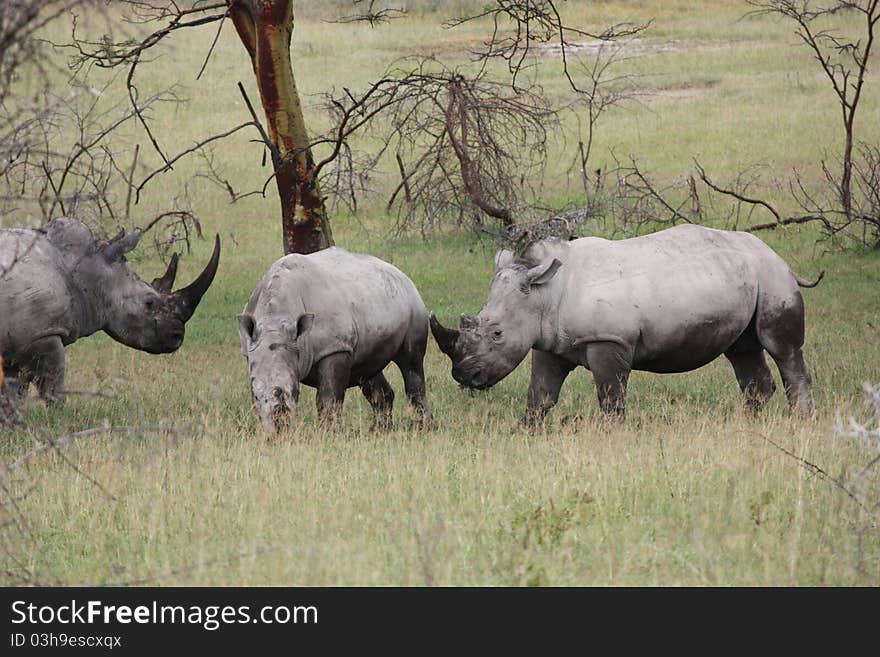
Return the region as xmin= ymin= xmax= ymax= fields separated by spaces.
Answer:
xmin=169 ymin=234 xmax=221 ymax=322
xmin=459 ymin=313 xmax=479 ymax=331
xmin=150 ymin=252 xmax=179 ymax=293
xmin=429 ymin=312 xmax=459 ymax=357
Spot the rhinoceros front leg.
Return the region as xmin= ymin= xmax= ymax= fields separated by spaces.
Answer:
xmin=30 ymin=335 xmax=66 ymax=403
xmin=394 ymin=351 xmax=433 ymax=430
xmin=522 ymin=349 xmax=575 ymax=428
xmin=585 ymin=342 xmax=632 ymax=418
xmin=314 ymin=352 xmax=352 ymax=425
xmin=360 ymin=372 xmax=394 ymax=430
xmin=1 ymin=361 xmax=29 ymax=405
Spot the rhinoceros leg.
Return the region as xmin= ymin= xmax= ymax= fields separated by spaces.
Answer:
xmin=360 ymin=372 xmax=394 ymax=430
xmin=1 ymin=362 xmax=29 ymax=404
xmin=523 ymin=349 xmax=575 ymax=427
xmin=585 ymin=342 xmax=632 ymax=418
xmin=770 ymin=349 xmax=813 ymax=418
xmin=755 ymin=293 xmax=814 ymax=418
xmin=314 ymin=352 xmax=352 ymax=424
xmin=724 ymin=349 xmax=777 ymax=413
xmin=30 ymin=335 xmax=66 ymax=403
xmin=395 ymin=358 xmax=433 ymax=429
xmin=392 ymin=334 xmax=433 ymax=430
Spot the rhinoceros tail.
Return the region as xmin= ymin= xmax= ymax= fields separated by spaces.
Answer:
xmin=793 ymin=270 xmax=825 ymax=288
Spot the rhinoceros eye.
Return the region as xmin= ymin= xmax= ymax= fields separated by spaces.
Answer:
xmin=492 ymin=329 xmax=503 ymax=341
xmin=144 ymin=298 xmax=156 ymax=311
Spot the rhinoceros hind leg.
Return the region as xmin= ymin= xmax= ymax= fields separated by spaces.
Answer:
xmin=31 ymin=336 xmax=66 ymax=404
xmin=755 ymin=293 xmax=814 ymax=418
xmin=314 ymin=352 xmax=352 ymax=425
xmin=585 ymin=342 xmax=632 ymax=418
xmin=770 ymin=349 xmax=814 ymax=418
xmin=360 ymin=372 xmax=394 ymax=430
xmin=523 ymin=349 xmax=575 ymax=427
xmin=724 ymin=349 xmax=776 ymax=413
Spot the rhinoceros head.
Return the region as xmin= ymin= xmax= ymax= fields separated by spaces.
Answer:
xmin=237 ymin=312 xmax=314 ymax=432
xmin=50 ymin=220 xmax=221 ymax=354
xmin=430 ymin=248 xmax=561 ymax=389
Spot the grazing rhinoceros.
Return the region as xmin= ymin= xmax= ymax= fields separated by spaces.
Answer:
xmin=238 ymin=247 xmax=432 ymax=432
xmin=0 ymin=217 xmax=220 ymax=404
xmin=430 ymin=224 xmax=822 ymax=423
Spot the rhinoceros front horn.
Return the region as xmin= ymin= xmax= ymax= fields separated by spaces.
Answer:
xmin=429 ymin=312 xmax=460 ymax=357
xmin=170 ymin=235 xmax=221 ymax=322
xmin=151 ymin=252 xmax=179 ymax=293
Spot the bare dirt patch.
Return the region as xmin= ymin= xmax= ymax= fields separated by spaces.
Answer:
xmin=534 ymin=37 xmax=736 ymax=58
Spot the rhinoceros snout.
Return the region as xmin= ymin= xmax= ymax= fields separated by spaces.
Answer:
xmin=258 ymin=386 xmax=299 ymax=433
xmin=166 ymin=327 xmax=184 ymax=351
xmin=271 ymin=405 xmax=292 ymax=431
xmin=452 ymin=361 xmax=490 ymax=390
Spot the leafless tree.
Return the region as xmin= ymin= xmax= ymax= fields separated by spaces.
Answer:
xmin=695 ymin=1 xmax=880 ymax=248
xmin=446 ymin=0 xmax=646 ymax=93
xmin=0 ymin=0 xmax=210 ymax=262
xmin=568 ymin=41 xmax=643 ymax=205
xmin=314 ymin=58 xmax=557 ymax=236
xmin=748 ymin=0 xmax=878 ymax=221
xmin=58 ymin=1 xmax=649 ymax=251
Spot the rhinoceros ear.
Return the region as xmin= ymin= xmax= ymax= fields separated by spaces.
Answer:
xmin=526 ymin=258 xmax=562 ymax=287
xmin=238 ymin=313 xmax=257 ymax=345
xmin=494 ymin=249 xmax=514 ymax=272
xmin=103 ymin=229 xmax=142 ymax=262
xmin=295 ymin=313 xmax=314 ymax=338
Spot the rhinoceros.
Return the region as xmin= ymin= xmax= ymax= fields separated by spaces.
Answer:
xmin=430 ymin=224 xmax=821 ymax=423
xmin=0 ymin=217 xmax=220 ymax=404
xmin=238 ymin=247 xmax=432 ymax=432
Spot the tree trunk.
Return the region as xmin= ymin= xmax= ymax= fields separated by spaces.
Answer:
xmin=228 ymin=0 xmax=332 ymax=255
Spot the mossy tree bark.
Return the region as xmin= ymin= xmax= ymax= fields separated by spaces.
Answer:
xmin=227 ymin=0 xmax=332 ymax=255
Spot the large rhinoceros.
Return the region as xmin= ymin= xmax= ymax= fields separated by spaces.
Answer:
xmin=430 ymin=224 xmax=822 ymax=423
xmin=0 ymin=217 xmax=220 ymax=404
xmin=238 ymin=247 xmax=432 ymax=432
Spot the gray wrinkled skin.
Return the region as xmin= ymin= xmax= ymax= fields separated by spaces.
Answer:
xmin=0 ymin=217 xmax=220 ymax=405
xmin=431 ymin=224 xmax=820 ymax=422
xmin=239 ymin=247 xmax=432 ymax=432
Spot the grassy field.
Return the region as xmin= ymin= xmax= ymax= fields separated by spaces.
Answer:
xmin=1 ymin=0 xmax=879 ymax=586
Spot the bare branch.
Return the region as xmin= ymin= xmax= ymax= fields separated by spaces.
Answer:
xmin=446 ymin=0 xmax=650 ymax=92
xmin=327 ymin=0 xmax=406 ymax=26
xmin=695 ymin=160 xmax=782 ymax=224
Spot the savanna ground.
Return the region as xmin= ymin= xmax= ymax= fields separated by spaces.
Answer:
xmin=1 ymin=0 xmax=879 ymax=586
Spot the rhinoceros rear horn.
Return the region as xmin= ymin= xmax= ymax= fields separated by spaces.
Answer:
xmin=151 ymin=253 xmax=179 ymax=293
xmin=171 ymin=234 xmax=221 ymax=322
xmin=429 ymin=313 xmax=460 ymax=357
xmin=459 ymin=313 xmax=479 ymax=331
